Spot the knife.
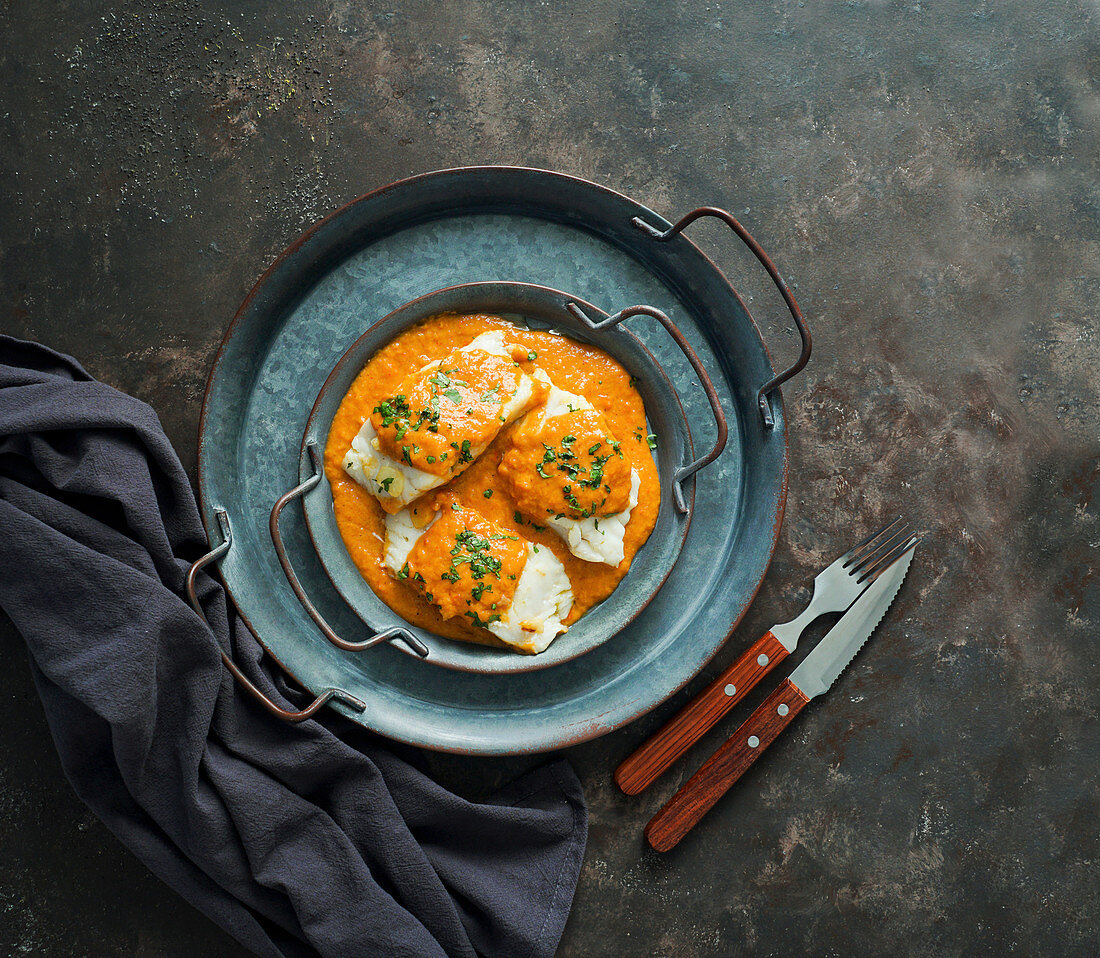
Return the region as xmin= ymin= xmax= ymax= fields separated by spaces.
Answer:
xmin=644 ymin=538 xmax=916 ymax=852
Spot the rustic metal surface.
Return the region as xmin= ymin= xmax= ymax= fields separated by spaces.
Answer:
xmin=195 ymin=168 xmax=786 ymax=750
xmin=1 ymin=1 xmax=1096 ymax=955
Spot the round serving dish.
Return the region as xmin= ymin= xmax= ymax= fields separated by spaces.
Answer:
xmin=300 ymin=281 xmax=723 ymax=674
xmin=196 ymin=165 xmax=808 ymax=754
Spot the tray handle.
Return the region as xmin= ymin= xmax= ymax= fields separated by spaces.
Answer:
xmin=566 ymin=302 xmax=728 ymax=513
xmin=632 ymin=206 xmax=812 ymax=428
xmin=270 ymin=443 xmax=429 ymax=658
xmin=185 ymin=509 xmax=368 ymax=722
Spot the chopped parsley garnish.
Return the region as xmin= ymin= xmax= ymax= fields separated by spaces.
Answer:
xmin=379 ymin=476 xmax=395 ymax=493
xmin=646 ymin=434 xmax=658 ymax=449
xmin=401 ymin=446 xmax=412 ymax=465
xmin=513 ymin=510 xmax=546 ymax=533
xmin=479 ymin=385 xmax=501 ymax=402
xmin=449 ymin=529 xmax=503 ymax=581
xmin=373 ymin=395 xmax=411 ymax=426
xmin=429 ymin=369 xmax=468 ymax=390
xmin=562 ymin=485 xmax=582 ymax=512
xmin=459 ymin=440 xmax=473 ymax=463
xmin=397 ymin=562 xmax=410 ymax=580
xmin=483 ymin=489 xmax=493 ymax=498
xmin=527 ymin=350 xmax=537 ymax=361
xmin=531 ymin=430 xmax=624 ymax=516
xmin=578 ymin=455 xmax=610 ymax=489
xmin=427 ymin=455 xmax=436 ymax=463
xmin=374 ymin=393 xmax=441 ymax=437
xmin=465 ymin=610 xmax=502 ymax=628
xmin=430 ymin=527 xmax=514 ymax=620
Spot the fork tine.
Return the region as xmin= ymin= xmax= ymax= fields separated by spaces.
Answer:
xmin=857 ymin=533 xmax=920 ymax=583
xmin=848 ymin=523 xmax=913 ymax=576
xmin=840 ymin=517 xmax=904 ymax=569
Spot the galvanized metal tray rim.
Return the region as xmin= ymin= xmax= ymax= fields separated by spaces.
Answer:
xmin=196 ymin=165 xmax=790 ymax=754
xmin=198 ymin=167 xmax=783 ymax=417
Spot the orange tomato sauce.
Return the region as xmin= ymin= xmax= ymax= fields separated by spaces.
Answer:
xmin=371 ymin=343 xmax=534 ymax=478
xmin=500 ymin=407 xmax=634 ymax=519
xmin=404 ymin=502 xmax=528 ymax=623
xmin=323 ymin=313 xmax=660 ymax=649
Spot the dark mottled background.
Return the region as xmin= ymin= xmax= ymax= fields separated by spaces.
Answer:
xmin=2 ymin=1 xmax=1097 ymax=955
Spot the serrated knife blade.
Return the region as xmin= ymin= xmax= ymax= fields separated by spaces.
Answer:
xmin=787 ymin=539 xmax=915 ymax=699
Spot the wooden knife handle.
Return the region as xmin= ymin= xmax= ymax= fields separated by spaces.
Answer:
xmin=644 ymin=679 xmax=810 ymax=852
xmin=614 ymin=631 xmax=789 ymax=795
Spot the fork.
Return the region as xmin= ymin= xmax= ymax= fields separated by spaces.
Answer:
xmin=614 ymin=519 xmax=915 ymax=795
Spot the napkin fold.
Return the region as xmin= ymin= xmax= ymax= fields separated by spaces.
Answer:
xmin=0 ymin=335 xmax=586 ymax=958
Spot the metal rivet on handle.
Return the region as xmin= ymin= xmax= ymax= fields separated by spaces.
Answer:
xmin=748 ymin=735 xmax=760 ymax=748
xmin=777 ymin=704 xmax=790 ymax=716
xmin=757 ymin=653 xmax=769 ymax=666
xmin=724 ymin=684 xmax=737 ymax=697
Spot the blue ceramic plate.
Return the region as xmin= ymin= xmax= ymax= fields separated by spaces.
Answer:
xmin=198 ymin=167 xmax=789 ymax=754
xmin=300 ymin=282 xmax=698 ymax=674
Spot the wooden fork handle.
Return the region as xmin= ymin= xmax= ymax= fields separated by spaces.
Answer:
xmin=645 ymin=679 xmax=810 ymax=852
xmin=614 ymin=631 xmax=789 ymax=795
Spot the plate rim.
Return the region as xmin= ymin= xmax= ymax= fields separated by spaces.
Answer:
xmin=196 ymin=165 xmax=790 ymax=754
xmin=299 ymin=279 xmax=697 ymax=674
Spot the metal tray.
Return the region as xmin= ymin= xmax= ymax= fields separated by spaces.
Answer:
xmin=299 ymin=281 xmax=726 ymax=674
xmin=196 ymin=166 xmax=808 ymax=754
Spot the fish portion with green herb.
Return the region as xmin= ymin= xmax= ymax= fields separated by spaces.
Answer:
xmin=342 ymin=330 xmax=545 ymax=513
xmin=325 ymin=313 xmax=662 ymax=653
xmin=383 ymin=500 xmax=574 ymax=654
xmin=499 ymin=370 xmax=642 ymax=566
